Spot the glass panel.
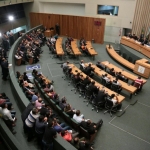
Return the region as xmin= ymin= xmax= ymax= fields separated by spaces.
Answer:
xmin=97 ymin=5 xmax=119 ymax=16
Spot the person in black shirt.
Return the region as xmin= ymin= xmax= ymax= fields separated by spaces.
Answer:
xmin=80 ymin=119 xmax=103 ymax=135
xmin=84 ymin=64 xmax=94 ymax=77
xmin=79 ymin=141 xmax=94 ymax=150
xmin=55 ymin=23 xmax=60 ymax=35
xmin=82 ymin=76 xmax=91 ymax=87
xmin=88 ymin=81 xmax=99 ymax=94
xmin=42 ymin=120 xmax=57 ymax=150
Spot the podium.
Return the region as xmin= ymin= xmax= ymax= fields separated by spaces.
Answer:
xmin=133 ymin=59 xmax=150 ymax=78
xmin=44 ymin=30 xmax=54 ymax=37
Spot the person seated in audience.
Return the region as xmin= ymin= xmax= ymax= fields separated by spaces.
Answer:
xmin=133 ymin=76 xmax=143 ymax=95
xmin=109 ymin=68 xmax=116 ymax=76
xmin=109 ymin=94 xmax=122 ymax=111
xmin=0 ymin=103 xmax=17 ymax=134
xmin=32 ymin=69 xmax=38 ymax=76
xmin=80 ymin=60 xmax=86 ymax=70
xmin=44 ymin=83 xmax=54 ymax=92
xmin=132 ymin=34 xmax=137 ymax=40
xmin=84 ymin=63 xmax=95 ymax=77
xmin=32 ymin=91 xmax=40 ymax=102
xmin=81 ymin=43 xmax=89 ymax=55
xmin=66 ymin=43 xmax=74 ymax=55
xmin=80 ymin=119 xmax=103 ymax=135
xmin=0 ymin=98 xmax=12 ymax=110
xmin=23 ymin=80 xmax=34 ymax=89
xmin=62 ymin=61 xmax=70 ymax=72
xmin=96 ymin=61 xmax=105 ymax=70
xmin=60 ymin=130 xmax=79 ymax=142
xmin=103 ymin=73 xmax=111 ymax=83
xmin=88 ymin=81 xmax=99 ymax=95
xmin=59 ymin=97 xmax=67 ymax=111
xmin=78 ymin=141 xmax=94 ymax=150
xmin=35 ymin=97 xmax=45 ymax=109
xmin=39 ymin=104 xmax=51 ymax=117
xmin=127 ymin=32 xmax=132 ymax=38
xmin=73 ymin=110 xmax=85 ymax=123
xmin=64 ymin=104 xmax=76 ymax=118
xmin=112 ymin=78 xmax=122 ymax=94
xmin=80 ymin=37 xmax=86 ymax=46
xmin=71 ymin=137 xmax=86 ymax=149
xmin=93 ymin=88 xmax=108 ymax=108
xmin=35 ymin=115 xmax=47 ymax=145
xmin=116 ymin=72 xmax=128 ymax=83
xmin=53 ymin=119 xmax=71 ymax=133
xmin=82 ymin=76 xmax=91 ymax=87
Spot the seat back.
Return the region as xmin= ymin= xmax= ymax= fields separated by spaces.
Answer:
xmin=62 ymin=112 xmax=72 ymax=125
xmin=56 ymin=105 xmax=63 ymax=117
xmin=71 ymin=118 xmax=80 ymax=131
xmin=101 ymin=77 xmax=106 ymax=86
xmin=111 ymin=83 xmax=119 ymax=93
xmin=79 ymin=126 xmax=90 ymax=139
xmin=105 ymin=98 xmax=114 ymax=110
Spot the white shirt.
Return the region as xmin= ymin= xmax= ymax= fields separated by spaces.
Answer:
xmin=2 ymin=108 xmax=15 ymax=121
xmin=111 ymin=98 xmax=117 ymax=106
xmin=81 ymin=63 xmax=85 ymax=69
xmin=73 ymin=114 xmax=84 ymax=123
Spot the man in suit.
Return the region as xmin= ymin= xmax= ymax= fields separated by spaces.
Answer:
xmin=55 ymin=23 xmax=60 ymax=35
xmin=80 ymin=119 xmax=103 ymax=135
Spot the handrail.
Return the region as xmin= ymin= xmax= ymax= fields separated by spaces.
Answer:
xmin=7 ymin=25 xmax=76 ymax=150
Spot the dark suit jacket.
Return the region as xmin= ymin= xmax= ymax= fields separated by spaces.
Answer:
xmin=80 ymin=121 xmax=95 ymax=135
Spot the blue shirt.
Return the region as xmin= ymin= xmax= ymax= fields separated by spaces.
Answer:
xmin=32 ymin=95 xmax=38 ymax=102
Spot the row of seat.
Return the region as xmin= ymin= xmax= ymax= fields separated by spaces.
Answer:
xmin=34 ymin=78 xmax=97 ymax=143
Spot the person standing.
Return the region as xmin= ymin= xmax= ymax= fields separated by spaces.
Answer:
xmin=1 ymin=58 xmax=9 ymax=81
xmin=42 ymin=120 xmax=57 ymax=150
xmin=55 ymin=23 xmax=60 ymax=35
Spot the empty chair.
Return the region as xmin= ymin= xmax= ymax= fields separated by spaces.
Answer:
xmin=128 ymin=57 xmax=133 ymax=63
xmin=122 ymin=53 xmax=127 ymax=59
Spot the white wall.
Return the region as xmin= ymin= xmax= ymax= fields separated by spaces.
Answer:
xmin=40 ymin=3 xmax=85 ymax=16
xmin=23 ymin=0 xmax=137 ymax=42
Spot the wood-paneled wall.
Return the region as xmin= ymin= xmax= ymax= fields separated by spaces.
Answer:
xmin=132 ymin=0 xmax=150 ymax=36
xmin=30 ymin=13 xmax=105 ymax=44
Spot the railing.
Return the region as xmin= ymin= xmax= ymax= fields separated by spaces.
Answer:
xmin=6 ymin=25 xmax=77 ymax=150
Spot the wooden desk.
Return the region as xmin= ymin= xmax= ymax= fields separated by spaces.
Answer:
xmin=134 ymin=58 xmax=150 ymax=78
xmin=85 ymin=63 xmax=137 ymax=98
xmin=71 ymin=39 xmax=82 ymax=57
xmin=16 ymin=58 xmax=22 ymax=66
xmin=106 ymin=45 xmax=135 ymax=70
xmin=69 ymin=64 xmax=125 ymax=103
xmin=44 ymin=30 xmax=54 ymax=37
xmin=121 ymin=36 xmax=150 ymax=58
xmin=101 ymin=61 xmax=147 ymax=84
xmin=56 ymin=37 xmax=64 ymax=59
xmin=86 ymin=41 xmax=98 ymax=60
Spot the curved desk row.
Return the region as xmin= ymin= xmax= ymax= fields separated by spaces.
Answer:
xmin=106 ymin=45 xmax=150 ymax=78
xmin=8 ymin=25 xmax=76 ymax=150
xmin=106 ymin=45 xmax=135 ymax=70
xmin=86 ymin=41 xmax=98 ymax=60
xmin=71 ymin=39 xmax=82 ymax=56
xmin=86 ymin=63 xmax=137 ymax=98
xmin=121 ymin=36 xmax=150 ymax=58
xmin=56 ymin=37 xmax=64 ymax=58
xmin=70 ymin=64 xmax=125 ymax=103
xmin=101 ymin=61 xmax=147 ymax=84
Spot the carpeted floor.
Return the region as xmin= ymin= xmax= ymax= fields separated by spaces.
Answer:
xmin=1 ymin=37 xmax=150 ymax=150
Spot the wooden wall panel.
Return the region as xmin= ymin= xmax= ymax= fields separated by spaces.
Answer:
xmin=132 ymin=0 xmax=150 ymax=36
xmin=30 ymin=13 xmax=105 ymax=44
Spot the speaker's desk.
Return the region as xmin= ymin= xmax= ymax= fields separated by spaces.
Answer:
xmin=121 ymin=36 xmax=150 ymax=58
xmin=134 ymin=59 xmax=150 ymax=78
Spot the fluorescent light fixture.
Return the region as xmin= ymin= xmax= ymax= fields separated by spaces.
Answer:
xmin=0 ymin=33 xmax=1 ymax=37
xmin=8 ymin=15 xmax=14 ymax=21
